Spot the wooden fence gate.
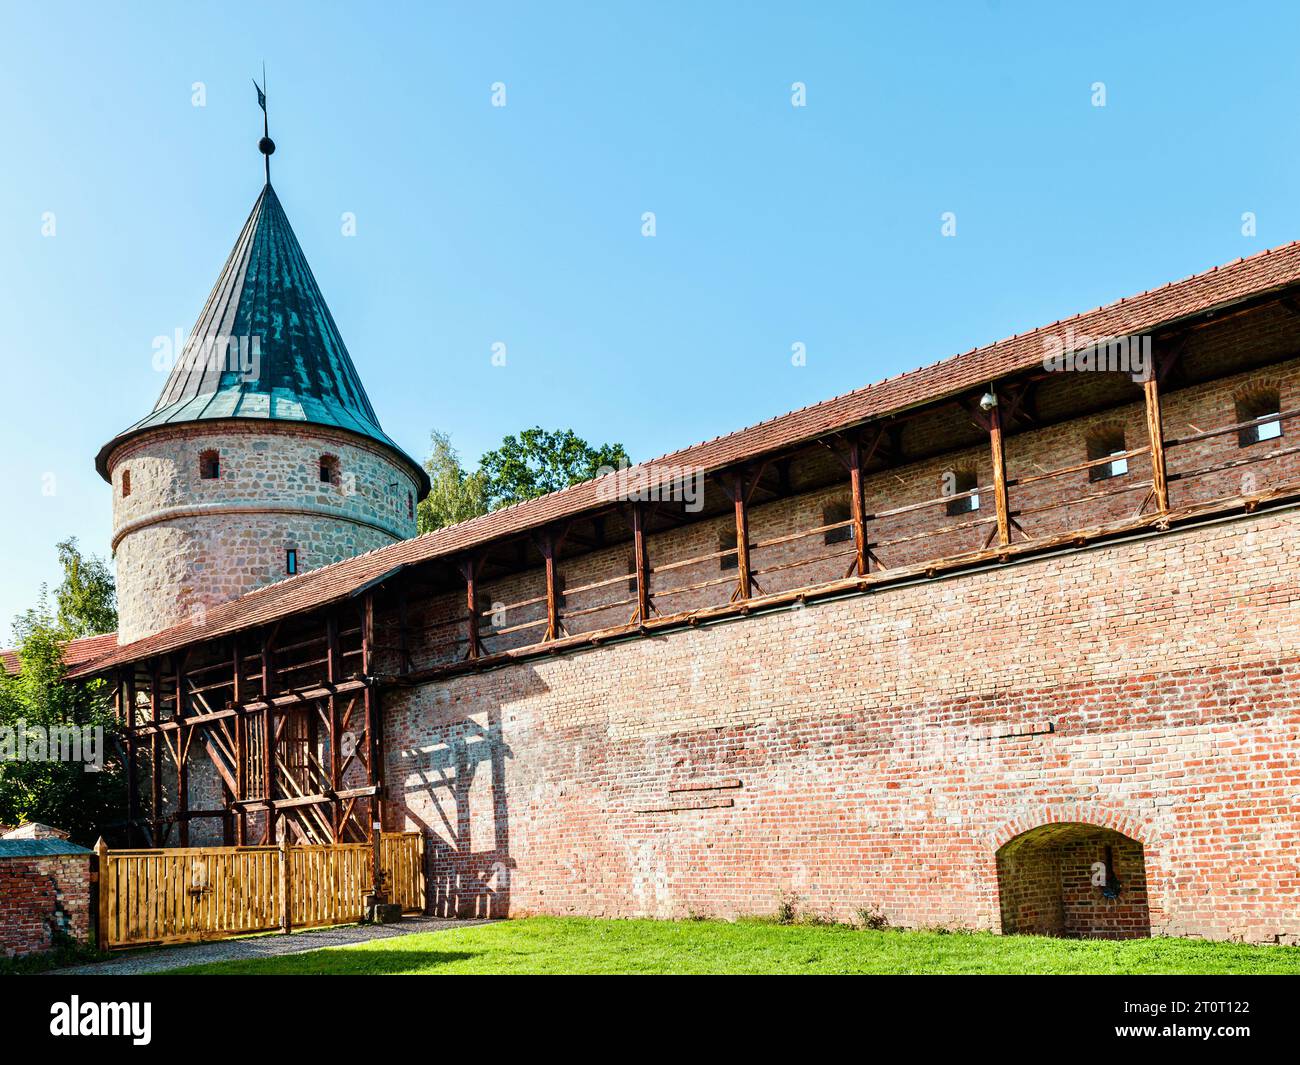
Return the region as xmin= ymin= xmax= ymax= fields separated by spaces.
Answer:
xmin=95 ymin=832 xmax=424 ymax=950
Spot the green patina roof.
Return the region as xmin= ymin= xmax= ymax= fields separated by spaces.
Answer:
xmin=97 ymin=184 xmax=428 ymax=492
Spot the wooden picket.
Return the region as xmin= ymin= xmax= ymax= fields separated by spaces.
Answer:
xmin=95 ymin=833 xmax=424 ymax=949
xmin=382 ymin=831 xmax=424 ymax=912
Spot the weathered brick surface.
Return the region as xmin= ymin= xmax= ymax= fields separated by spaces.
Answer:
xmin=108 ymin=423 xmax=419 ymax=642
xmin=0 ymin=855 xmax=91 ymax=957
xmin=384 ymin=509 xmax=1300 ymax=942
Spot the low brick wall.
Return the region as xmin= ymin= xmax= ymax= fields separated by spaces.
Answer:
xmin=0 ymin=853 xmax=92 ymax=958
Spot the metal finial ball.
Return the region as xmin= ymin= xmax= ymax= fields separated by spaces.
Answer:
xmin=259 ymin=136 xmax=276 ymax=156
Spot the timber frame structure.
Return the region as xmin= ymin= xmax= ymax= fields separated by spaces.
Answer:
xmin=107 ymin=595 xmax=384 ymax=846
xmin=76 ymin=241 xmax=1300 ymax=848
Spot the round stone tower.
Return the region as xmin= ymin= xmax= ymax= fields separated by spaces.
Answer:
xmin=96 ymin=183 xmax=429 ymax=644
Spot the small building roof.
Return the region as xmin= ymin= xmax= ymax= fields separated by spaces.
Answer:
xmin=0 ymin=838 xmax=92 ymax=858
xmin=95 ymin=183 xmax=428 ymax=495
xmin=69 ymin=238 xmax=1300 ymax=678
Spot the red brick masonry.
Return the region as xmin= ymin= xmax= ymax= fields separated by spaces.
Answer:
xmin=386 ymin=509 xmax=1300 ymax=943
xmin=0 ymin=853 xmax=91 ymax=958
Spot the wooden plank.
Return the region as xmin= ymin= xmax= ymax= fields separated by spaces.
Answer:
xmin=1144 ymin=373 xmax=1170 ymax=513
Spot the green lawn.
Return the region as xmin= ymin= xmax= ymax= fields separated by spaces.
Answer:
xmin=167 ymin=917 xmax=1300 ymax=975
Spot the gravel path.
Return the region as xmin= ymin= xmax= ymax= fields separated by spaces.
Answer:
xmin=51 ymin=917 xmax=491 ymax=975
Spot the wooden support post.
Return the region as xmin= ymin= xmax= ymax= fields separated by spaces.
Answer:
xmin=277 ymin=822 xmax=292 ymax=935
xmin=732 ymin=473 xmax=752 ymax=600
xmin=459 ymin=556 xmax=481 ymax=660
xmin=261 ymin=632 xmax=277 ymax=843
xmin=124 ymin=671 xmax=139 ymax=846
xmin=232 ymin=640 xmax=246 ymax=846
xmin=361 ymin=593 xmax=382 ymax=835
xmin=848 ymin=437 xmax=868 ymax=576
xmin=631 ymin=503 xmax=652 ymax=622
xmin=987 ymin=394 xmax=1011 ymax=548
xmin=540 ymin=534 xmax=562 ymax=641
xmin=149 ymin=661 xmax=161 ymax=847
xmin=1144 ymin=373 xmax=1170 ymax=513
xmin=94 ymin=837 xmax=109 ymax=951
xmin=175 ymin=654 xmax=190 ymax=847
xmin=326 ymin=614 xmax=342 ymax=840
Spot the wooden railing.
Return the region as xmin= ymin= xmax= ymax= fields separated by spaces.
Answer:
xmin=394 ymin=394 xmax=1300 ymax=679
xmin=95 ymin=832 xmax=424 ymax=950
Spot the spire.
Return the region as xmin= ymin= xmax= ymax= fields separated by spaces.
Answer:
xmin=254 ymin=66 xmax=274 ymax=184
xmin=96 ymin=183 xmax=429 ymax=494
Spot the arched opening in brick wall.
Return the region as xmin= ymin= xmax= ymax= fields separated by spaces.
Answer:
xmin=996 ymin=823 xmax=1150 ymax=939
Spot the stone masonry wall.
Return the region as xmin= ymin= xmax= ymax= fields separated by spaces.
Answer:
xmin=384 ymin=508 xmax=1300 ymax=943
xmin=108 ymin=423 xmax=420 ymax=642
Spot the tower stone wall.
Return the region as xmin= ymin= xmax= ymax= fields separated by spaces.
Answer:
xmin=108 ymin=422 xmax=420 ymax=642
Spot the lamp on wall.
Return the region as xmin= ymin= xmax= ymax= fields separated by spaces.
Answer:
xmin=979 ymin=390 xmax=998 ymax=412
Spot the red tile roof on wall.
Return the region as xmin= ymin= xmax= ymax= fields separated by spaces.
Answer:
xmin=67 ymin=240 xmax=1300 ymax=679
xmin=3 ymin=632 xmax=120 ymax=676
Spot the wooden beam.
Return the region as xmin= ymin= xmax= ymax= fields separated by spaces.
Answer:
xmin=1144 ymin=373 xmax=1170 ymax=514
xmin=631 ymin=503 xmax=652 ymax=623
xmin=326 ymin=613 xmax=342 ymax=841
xmin=233 ymin=784 xmax=381 ymax=810
xmin=848 ymin=437 xmax=868 ymax=576
xmin=261 ymin=631 xmax=277 ymax=843
xmin=149 ymin=660 xmax=161 ymax=847
xmin=459 ymin=555 xmax=481 ymax=660
xmin=123 ymin=670 xmax=139 ymax=846
xmin=174 ymin=653 xmax=190 ymax=847
xmin=732 ymin=472 xmax=752 ymax=600
xmin=361 ymin=592 xmax=382 ymax=836
xmin=232 ymin=640 xmax=247 ymax=846
xmin=538 ymin=534 xmax=563 ymax=641
xmin=987 ymin=393 xmax=1011 ymax=548
xmin=124 ymin=677 xmax=372 ymax=732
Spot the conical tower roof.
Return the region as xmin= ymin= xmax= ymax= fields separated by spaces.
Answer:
xmin=97 ymin=183 xmax=427 ymax=493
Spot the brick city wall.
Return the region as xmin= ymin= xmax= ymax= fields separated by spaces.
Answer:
xmin=0 ymin=855 xmax=92 ymax=958
xmin=108 ymin=422 xmax=420 ymax=642
xmin=384 ymin=507 xmax=1300 ymax=942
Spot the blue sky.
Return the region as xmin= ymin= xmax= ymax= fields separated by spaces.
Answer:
xmin=1 ymin=0 xmax=1296 ymax=632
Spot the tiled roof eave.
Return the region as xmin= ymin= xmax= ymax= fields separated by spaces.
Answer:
xmin=69 ymin=240 xmax=1300 ymax=679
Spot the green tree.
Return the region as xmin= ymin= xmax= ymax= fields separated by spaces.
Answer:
xmin=416 ymin=430 xmax=490 ymax=534
xmin=0 ymin=540 xmax=123 ymax=844
xmin=479 ymin=427 xmax=630 ymax=509
xmin=52 ymin=538 xmax=117 ymax=638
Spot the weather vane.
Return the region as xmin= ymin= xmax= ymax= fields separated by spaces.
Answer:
xmin=253 ymin=63 xmax=274 ymax=184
